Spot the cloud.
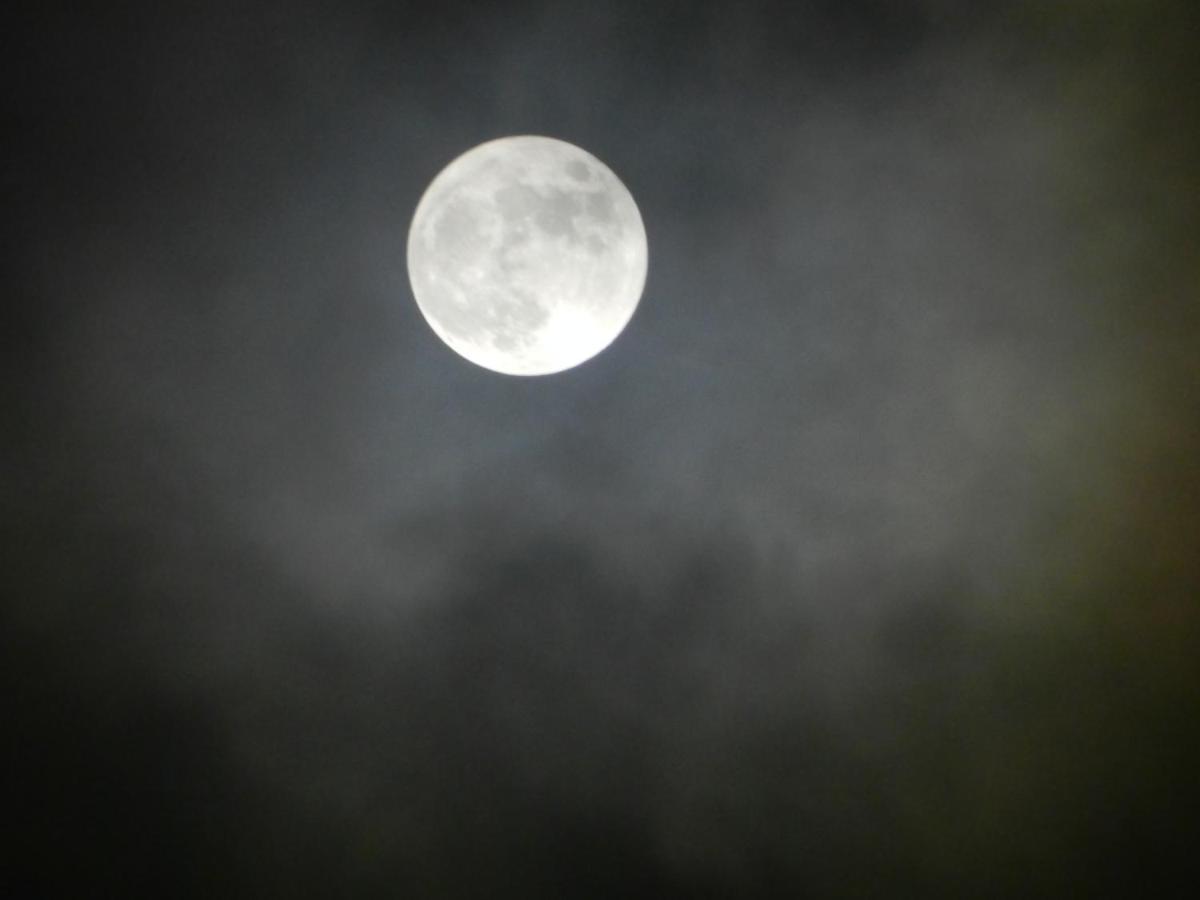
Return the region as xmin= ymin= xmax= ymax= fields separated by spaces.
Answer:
xmin=5 ymin=1 xmax=1198 ymax=895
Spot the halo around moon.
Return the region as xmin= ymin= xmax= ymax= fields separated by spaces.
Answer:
xmin=406 ymin=136 xmax=648 ymax=376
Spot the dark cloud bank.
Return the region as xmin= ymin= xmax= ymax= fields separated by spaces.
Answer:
xmin=4 ymin=1 xmax=1198 ymax=896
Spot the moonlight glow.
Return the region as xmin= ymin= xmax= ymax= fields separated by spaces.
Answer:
xmin=407 ymin=136 xmax=648 ymax=375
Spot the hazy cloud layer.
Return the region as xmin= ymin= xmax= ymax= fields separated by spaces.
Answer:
xmin=5 ymin=1 xmax=1198 ymax=896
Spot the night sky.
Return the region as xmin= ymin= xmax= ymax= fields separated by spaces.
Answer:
xmin=5 ymin=1 xmax=1199 ymax=896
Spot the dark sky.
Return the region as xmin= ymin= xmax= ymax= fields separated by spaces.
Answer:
xmin=5 ymin=1 xmax=1199 ymax=896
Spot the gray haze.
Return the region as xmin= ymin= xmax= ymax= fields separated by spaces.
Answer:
xmin=5 ymin=1 xmax=1198 ymax=896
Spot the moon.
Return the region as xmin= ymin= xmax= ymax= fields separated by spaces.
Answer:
xmin=407 ymin=136 xmax=648 ymax=376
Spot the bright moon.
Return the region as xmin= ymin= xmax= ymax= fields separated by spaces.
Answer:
xmin=407 ymin=136 xmax=648 ymax=376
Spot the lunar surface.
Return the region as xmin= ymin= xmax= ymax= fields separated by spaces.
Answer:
xmin=407 ymin=136 xmax=648 ymax=375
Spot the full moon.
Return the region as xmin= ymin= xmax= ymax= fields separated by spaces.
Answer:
xmin=407 ymin=136 xmax=648 ymax=376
